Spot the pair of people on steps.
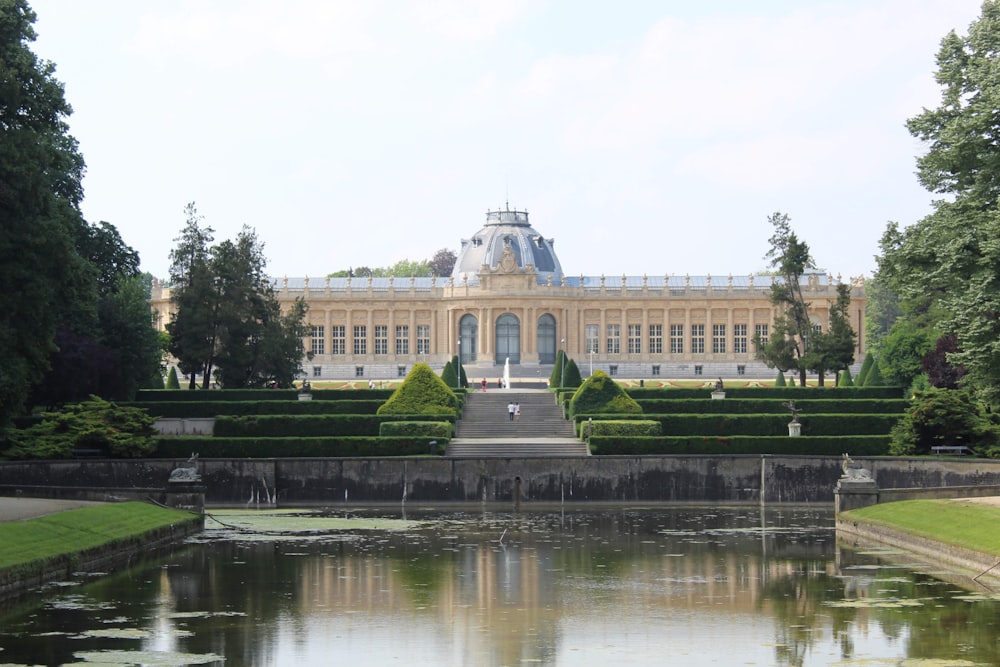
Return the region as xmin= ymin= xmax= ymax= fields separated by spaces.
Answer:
xmin=506 ymin=402 xmax=521 ymax=421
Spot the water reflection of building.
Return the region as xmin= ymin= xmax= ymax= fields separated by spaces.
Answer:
xmin=149 ymin=205 xmax=866 ymax=380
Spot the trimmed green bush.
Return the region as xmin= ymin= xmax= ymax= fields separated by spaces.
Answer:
xmin=774 ymin=371 xmax=787 ymax=387
xmin=564 ymin=359 xmax=583 ymax=388
xmin=626 ymin=386 xmax=905 ymax=400
xmin=379 ymin=421 xmax=453 ymax=439
xmin=838 ymin=368 xmax=853 ymax=387
xmin=864 ymin=360 xmax=886 ymax=387
xmin=589 ymin=435 xmax=890 ymax=456
xmin=857 ymin=352 xmax=874 ymax=386
xmin=166 ymin=367 xmax=180 ymax=390
xmin=126 ymin=400 xmax=385 ymax=418
xmin=630 ymin=398 xmax=907 ymax=415
xmin=569 ymin=370 xmax=642 ymax=417
xmin=213 ymin=414 xmax=452 ymax=437
xmin=379 ymin=362 xmax=460 ymax=416
xmin=589 ymin=420 xmax=662 ymax=437
xmin=550 ymin=350 xmax=566 ymax=387
xmin=153 ymin=436 xmax=444 ymax=458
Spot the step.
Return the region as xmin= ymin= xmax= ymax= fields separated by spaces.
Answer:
xmin=445 ymin=438 xmax=590 ymax=457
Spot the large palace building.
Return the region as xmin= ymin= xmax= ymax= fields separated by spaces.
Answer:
xmin=150 ymin=206 xmax=866 ymax=382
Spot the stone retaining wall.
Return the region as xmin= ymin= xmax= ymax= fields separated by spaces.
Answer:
xmin=3 ymin=455 xmax=1000 ymax=506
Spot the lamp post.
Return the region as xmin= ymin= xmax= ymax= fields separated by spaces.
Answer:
xmin=589 ymin=347 xmax=594 ymax=377
xmin=456 ymin=338 xmax=461 ymax=390
xmin=560 ymin=338 xmax=566 ymax=388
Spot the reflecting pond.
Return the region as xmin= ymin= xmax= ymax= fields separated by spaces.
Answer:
xmin=2 ymin=506 xmax=1000 ymax=666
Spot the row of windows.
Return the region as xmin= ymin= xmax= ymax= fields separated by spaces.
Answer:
xmin=311 ymin=325 xmax=431 ymax=356
xmin=608 ymin=364 xmax=749 ymax=377
xmin=586 ymin=324 xmax=770 ymax=356
xmin=312 ymin=365 xmax=410 ymax=378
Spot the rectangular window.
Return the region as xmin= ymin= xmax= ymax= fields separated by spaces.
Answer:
xmin=712 ymin=324 xmax=726 ymax=354
xmin=651 ymin=364 xmax=661 ymax=376
xmin=310 ymin=325 xmax=325 ymax=355
xmin=312 ymin=366 xmax=322 ymax=377
xmin=397 ymin=365 xmax=407 ymax=377
xmin=331 ymin=325 xmax=346 ymax=355
xmin=737 ymin=364 xmax=746 ymax=376
xmin=416 ymin=325 xmax=430 ymax=355
xmin=374 ymin=325 xmax=388 ymax=355
xmin=755 ymin=323 xmax=769 ymax=342
xmin=355 ymin=366 xmax=365 ymax=377
xmin=609 ymin=364 xmax=618 ymax=377
xmin=353 ymin=325 xmax=367 ymax=355
xmin=734 ymin=324 xmax=748 ymax=354
xmin=395 ymin=325 xmax=409 ymax=355
xmin=585 ymin=324 xmax=599 ymax=354
xmin=694 ymin=365 xmax=703 ymax=376
xmin=606 ymin=324 xmax=621 ymax=354
xmin=648 ymin=324 xmax=662 ymax=355
xmin=670 ymin=324 xmax=684 ymax=354
xmin=627 ymin=324 xmax=641 ymax=354
xmin=691 ymin=324 xmax=705 ymax=354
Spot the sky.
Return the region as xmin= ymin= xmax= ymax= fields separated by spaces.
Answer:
xmin=30 ymin=1 xmax=986 ymax=281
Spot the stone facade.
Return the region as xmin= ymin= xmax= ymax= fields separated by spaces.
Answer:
xmin=149 ymin=207 xmax=866 ymax=381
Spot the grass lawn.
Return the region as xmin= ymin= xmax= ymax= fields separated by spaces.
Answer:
xmin=0 ymin=502 xmax=198 ymax=570
xmin=843 ymin=499 xmax=1000 ymax=557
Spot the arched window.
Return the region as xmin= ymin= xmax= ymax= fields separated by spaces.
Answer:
xmin=537 ymin=313 xmax=556 ymax=364
xmin=495 ymin=314 xmax=521 ymax=365
xmin=459 ymin=314 xmax=478 ymax=364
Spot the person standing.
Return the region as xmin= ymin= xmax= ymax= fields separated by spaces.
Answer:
xmin=507 ymin=401 xmax=515 ymax=421
xmin=481 ymin=378 xmax=487 ymax=392
xmin=514 ymin=402 xmax=521 ymax=421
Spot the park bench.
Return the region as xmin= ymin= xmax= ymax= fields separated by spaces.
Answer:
xmin=930 ymin=445 xmax=973 ymax=456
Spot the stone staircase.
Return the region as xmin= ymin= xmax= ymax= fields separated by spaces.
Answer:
xmin=447 ymin=389 xmax=589 ymax=457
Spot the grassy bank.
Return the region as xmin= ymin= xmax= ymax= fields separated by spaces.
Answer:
xmin=843 ymin=499 xmax=1000 ymax=557
xmin=0 ymin=502 xmax=198 ymax=570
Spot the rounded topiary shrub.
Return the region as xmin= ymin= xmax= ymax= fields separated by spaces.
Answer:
xmin=569 ymin=370 xmax=642 ymax=417
xmin=379 ymin=362 xmax=459 ymax=416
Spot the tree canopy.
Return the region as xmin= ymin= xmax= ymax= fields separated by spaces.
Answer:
xmin=874 ymin=2 xmax=1000 ymax=404
xmin=166 ymin=204 xmax=310 ymax=388
xmin=328 ymin=248 xmax=457 ymax=278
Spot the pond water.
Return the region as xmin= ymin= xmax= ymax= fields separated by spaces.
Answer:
xmin=1 ymin=506 xmax=999 ymax=666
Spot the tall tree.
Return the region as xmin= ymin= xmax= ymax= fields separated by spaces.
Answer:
xmin=753 ymin=212 xmax=816 ymax=386
xmin=166 ymin=203 xmax=217 ymax=389
xmin=167 ymin=213 xmax=309 ymax=388
xmin=877 ymin=2 xmax=1000 ymax=405
xmin=429 ymin=248 xmax=457 ymax=277
xmin=805 ymin=283 xmax=856 ymax=385
xmin=0 ymin=0 xmax=94 ymax=426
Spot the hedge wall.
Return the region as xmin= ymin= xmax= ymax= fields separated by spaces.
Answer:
xmin=135 ymin=389 xmax=395 ymax=402
xmin=128 ymin=400 xmax=385 ymax=418
xmin=625 ymin=387 xmax=905 ymax=400
xmin=378 ymin=421 xmax=453 ymax=439
xmin=574 ymin=413 xmax=900 ymax=436
xmin=632 ymin=399 xmax=907 ymax=415
xmin=213 ymin=414 xmax=454 ymax=438
xmin=589 ymin=435 xmax=890 ymax=456
xmin=153 ymin=436 xmax=444 ymax=458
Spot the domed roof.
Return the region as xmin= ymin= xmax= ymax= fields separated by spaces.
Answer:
xmin=452 ymin=206 xmax=563 ymax=283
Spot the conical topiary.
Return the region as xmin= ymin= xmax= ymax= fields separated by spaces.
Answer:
xmin=864 ymin=359 xmax=885 ymax=386
xmin=774 ymin=371 xmax=786 ymax=387
xmin=550 ymin=350 xmax=566 ymax=387
xmin=166 ymin=366 xmax=181 ymax=390
xmin=378 ymin=363 xmax=459 ymax=416
xmin=564 ymin=358 xmax=583 ymax=388
xmin=838 ymin=367 xmax=853 ymax=387
xmin=441 ymin=359 xmax=457 ymax=389
xmin=856 ymin=351 xmax=874 ymax=386
xmin=568 ymin=370 xmax=642 ymax=417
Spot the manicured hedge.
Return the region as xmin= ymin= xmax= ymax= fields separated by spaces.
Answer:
xmin=135 ymin=389 xmax=394 ymax=402
xmin=589 ymin=420 xmax=662 ymax=437
xmin=128 ymin=400 xmax=385 ymax=418
xmin=575 ymin=413 xmax=900 ymax=436
xmin=152 ymin=436 xmax=444 ymax=458
xmin=625 ymin=387 xmax=905 ymax=400
xmin=379 ymin=421 xmax=453 ymax=439
xmin=632 ymin=399 xmax=907 ymax=415
xmin=213 ymin=414 xmax=455 ymax=438
xmin=589 ymin=435 xmax=890 ymax=456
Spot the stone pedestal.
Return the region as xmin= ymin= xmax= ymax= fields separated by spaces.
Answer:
xmin=834 ymin=479 xmax=878 ymax=513
xmin=788 ymin=422 xmax=801 ymax=437
xmin=163 ymin=482 xmax=205 ymax=515
xmin=298 ymin=393 xmax=312 ymax=401
xmin=711 ymin=391 xmax=726 ymax=400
